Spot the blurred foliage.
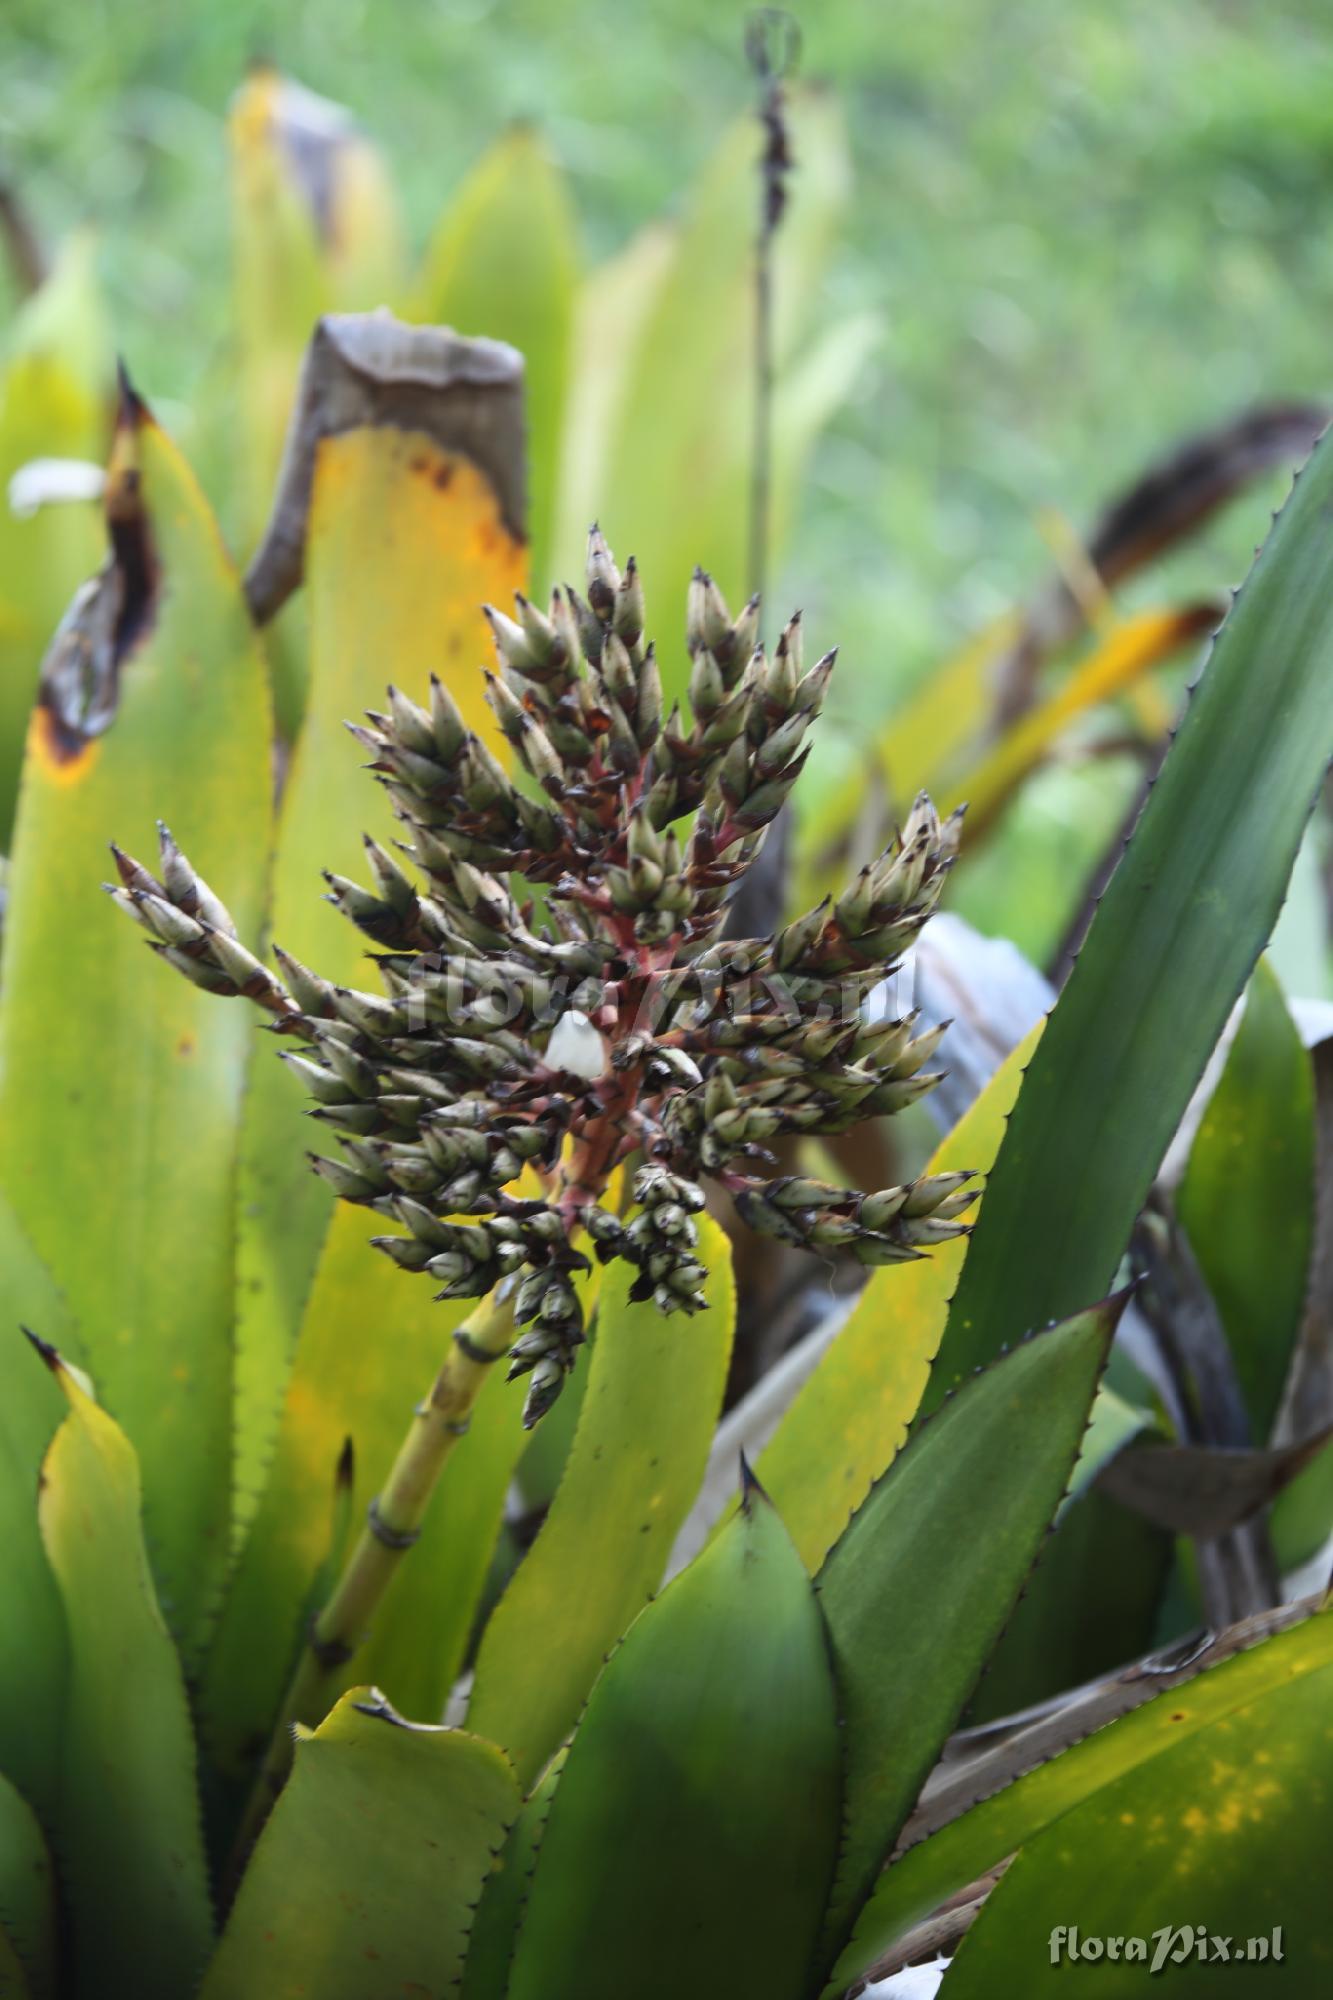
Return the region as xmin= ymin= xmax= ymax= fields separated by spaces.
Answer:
xmin=6 ymin=0 xmax=1333 ymax=962
xmin=5 ymin=0 xmax=1333 ymax=762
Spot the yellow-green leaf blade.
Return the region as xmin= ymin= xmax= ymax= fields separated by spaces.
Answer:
xmin=0 ymin=396 xmax=273 ymax=1647
xmin=467 ymin=1215 xmax=735 ymax=1790
xmin=202 ymin=1205 xmax=480 ymax=1779
xmin=232 ymin=324 xmax=526 ymax=1545
xmin=830 ymin=1602 xmax=1333 ymax=1993
xmin=0 ymin=1196 xmax=81 ymax=1825
xmin=506 ymin=1483 xmax=841 ymax=2000
xmin=942 ymin=1659 xmax=1333 ymax=1993
xmin=413 ymin=126 xmax=577 ymax=590
xmin=37 ymin=1351 xmax=212 ymax=2000
xmin=758 ymin=1028 xmax=1040 ymax=1572
xmin=228 ymin=67 xmax=404 ymax=544
xmin=0 ymin=1771 xmax=56 ymax=2000
xmin=940 ymin=604 xmax=1217 ymax=842
xmin=201 ymin=1692 xmax=518 ymax=2000
xmin=0 ymin=235 xmax=111 ymax=839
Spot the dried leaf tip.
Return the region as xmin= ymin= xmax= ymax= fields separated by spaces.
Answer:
xmin=114 ymin=355 xmax=149 ymax=431
xmin=21 ymin=1324 xmax=61 ymax=1373
xmin=738 ymin=1449 xmax=770 ymax=1512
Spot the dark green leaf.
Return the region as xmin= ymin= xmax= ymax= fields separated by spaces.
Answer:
xmin=938 ymin=427 xmax=1333 ymax=1398
xmin=505 ymin=1478 xmax=841 ymax=2000
xmin=459 ymin=1754 xmax=563 ymax=2000
xmin=815 ymin=1300 xmax=1120 ymax=1960
xmin=1177 ymin=957 xmax=1315 ymax=1442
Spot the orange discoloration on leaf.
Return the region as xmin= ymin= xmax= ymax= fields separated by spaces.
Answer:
xmin=227 ymin=419 xmax=526 ymax=1548
xmin=27 ymin=705 xmax=101 ymax=783
xmin=312 ymin=430 xmax=523 ymax=759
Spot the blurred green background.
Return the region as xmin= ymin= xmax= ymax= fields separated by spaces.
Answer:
xmin=4 ymin=0 xmax=1333 ymax=954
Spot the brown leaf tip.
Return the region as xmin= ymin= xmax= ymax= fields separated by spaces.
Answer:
xmin=115 ymin=357 xmax=149 ymax=432
xmin=21 ymin=1325 xmax=62 ymax=1373
xmin=738 ymin=1449 xmax=770 ymax=1513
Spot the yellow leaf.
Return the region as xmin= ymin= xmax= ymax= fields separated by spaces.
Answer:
xmin=232 ymin=317 xmax=526 ymax=1548
xmin=943 ymin=602 xmax=1218 ymax=839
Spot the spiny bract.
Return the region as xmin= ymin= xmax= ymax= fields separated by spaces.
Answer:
xmin=109 ymin=531 xmax=974 ymax=1424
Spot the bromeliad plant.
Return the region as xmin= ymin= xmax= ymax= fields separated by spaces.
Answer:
xmin=4 ymin=309 xmax=1333 ymax=2000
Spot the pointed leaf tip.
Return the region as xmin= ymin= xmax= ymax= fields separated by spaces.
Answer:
xmin=738 ymin=1448 xmax=769 ymax=1510
xmin=20 ymin=1324 xmax=60 ymax=1372
xmin=114 ymin=356 xmax=148 ymax=430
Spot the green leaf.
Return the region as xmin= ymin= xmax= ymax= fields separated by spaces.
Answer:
xmin=964 ymin=1488 xmax=1174 ymax=1726
xmin=200 ymin=1691 xmax=518 ymax=2000
xmin=552 ymin=222 xmax=675 ymax=584
xmin=814 ymin=1300 xmax=1118 ymax=1963
xmin=942 ymin=1658 xmax=1333 ymax=1992
xmin=1177 ymin=957 xmax=1315 ymax=1442
xmin=36 ymin=1345 xmax=213 ymax=2000
xmin=459 ymin=1752 xmax=563 ymax=2000
xmin=0 ymin=391 xmax=273 ymax=1650
xmin=0 ymin=1771 xmax=56 ymax=2000
xmin=505 ymin=1478 xmax=841 ymax=2000
xmin=414 ymin=126 xmax=577 ymax=591
xmin=583 ymin=89 xmax=853 ymax=700
xmin=467 ymin=1216 xmax=735 ymax=1790
xmin=0 ymin=1928 xmax=31 ymax=2000
xmin=965 ymin=1383 xmax=1173 ymax=1724
xmin=757 ymin=1027 xmax=1040 ymax=1571
xmin=231 ymin=345 xmax=525 ymax=1548
xmin=829 ymin=1601 xmax=1333 ymax=1994
xmin=0 ymin=1197 xmax=81 ymax=1825
xmin=0 ymin=234 xmax=111 ymax=842
xmin=939 ymin=426 xmax=1333 ymax=1397
xmin=225 ymin=69 xmax=405 ymax=720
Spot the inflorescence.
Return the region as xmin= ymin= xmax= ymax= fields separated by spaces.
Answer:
xmin=108 ymin=532 xmax=975 ymax=1424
